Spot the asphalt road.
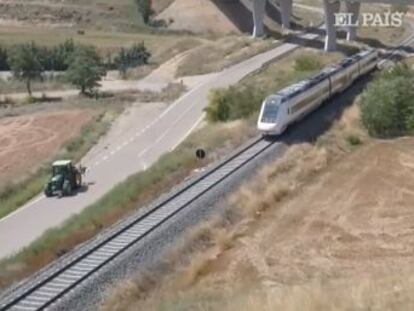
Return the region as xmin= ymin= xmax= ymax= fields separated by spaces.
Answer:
xmin=0 ymin=35 xmax=315 ymax=259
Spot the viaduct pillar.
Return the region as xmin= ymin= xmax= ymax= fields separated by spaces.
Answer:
xmin=345 ymin=1 xmax=361 ymax=41
xmin=280 ymin=0 xmax=293 ymax=29
xmin=323 ymin=0 xmax=340 ymax=51
xmin=252 ymin=0 xmax=266 ymax=37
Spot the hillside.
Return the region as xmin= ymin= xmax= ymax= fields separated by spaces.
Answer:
xmin=155 ymin=0 xmax=323 ymax=34
xmin=156 ymin=0 xmax=243 ymax=34
xmin=0 ymin=0 xmax=140 ymax=31
xmin=101 ymin=100 xmax=414 ymax=310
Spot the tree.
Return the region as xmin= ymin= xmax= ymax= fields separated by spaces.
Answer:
xmin=361 ymin=64 xmax=414 ymax=137
xmin=127 ymin=43 xmax=151 ymax=66
xmin=66 ymin=45 xmax=106 ymax=95
xmin=0 ymin=46 xmax=9 ymax=71
xmin=114 ymin=43 xmax=151 ymax=78
xmin=51 ymin=39 xmax=76 ymax=71
xmin=114 ymin=47 xmax=129 ymax=78
xmin=8 ymin=42 xmax=43 ymax=96
xmin=205 ymin=85 xmax=264 ymax=123
xmin=134 ymin=0 xmax=152 ymax=24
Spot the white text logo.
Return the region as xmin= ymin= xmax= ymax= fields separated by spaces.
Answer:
xmin=334 ymin=12 xmax=404 ymax=28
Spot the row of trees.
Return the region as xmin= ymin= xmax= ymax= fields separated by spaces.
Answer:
xmin=4 ymin=41 xmax=151 ymax=96
xmin=0 ymin=40 xmax=151 ymax=72
xmin=0 ymin=40 xmax=76 ymax=71
xmin=9 ymin=43 xmax=105 ymax=96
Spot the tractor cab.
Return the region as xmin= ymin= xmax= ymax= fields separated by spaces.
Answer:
xmin=44 ymin=160 xmax=86 ymax=198
xmin=52 ymin=160 xmax=71 ymax=176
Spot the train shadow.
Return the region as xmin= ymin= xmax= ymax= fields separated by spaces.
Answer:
xmin=266 ymin=73 xmax=374 ymax=146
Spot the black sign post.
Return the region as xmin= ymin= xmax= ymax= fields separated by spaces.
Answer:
xmin=196 ymin=148 xmax=206 ymax=160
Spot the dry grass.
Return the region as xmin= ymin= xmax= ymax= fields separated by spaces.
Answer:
xmin=214 ymin=272 xmax=414 ymax=311
xmin=135 ymin=82 xmax=187 ymax=103
xmin=100 ymin=104 xmax=367 ymax=311
xmin=175 ymin=36 xmax=278 ymax=77
xmin=0 ymin=0 xmax=142 ymax=32
xmin=0 ymin=77 xmax=70 ymax=94
xmin=0 ymin=25 xmax=203 ymax=58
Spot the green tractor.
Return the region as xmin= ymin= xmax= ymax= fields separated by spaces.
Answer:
xmin=44 ymin=160 xmax=86 ymax=198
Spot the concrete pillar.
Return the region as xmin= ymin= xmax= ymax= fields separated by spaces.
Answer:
xmin=253 ymin=0 xmax=266 ymax=37
xmin=323 ymin=0 xmax=340 ymax=51
xmin=345 ymin=1 xmax=360 ymax=41
xmin=280 ymin=0 xmax=292 ymax=29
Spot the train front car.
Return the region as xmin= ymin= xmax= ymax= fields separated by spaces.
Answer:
xmin=257 ymin=95 xmax=287 ymax=136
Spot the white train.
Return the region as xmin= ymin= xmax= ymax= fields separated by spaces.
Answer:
xmin=257 ymin=50 xmax=379 ymax=135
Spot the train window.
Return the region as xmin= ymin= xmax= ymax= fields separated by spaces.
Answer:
xmin=291 ymin=90 xmax=321 ymax=114
xmin=261 ymin=97 xmax=280 ymax=123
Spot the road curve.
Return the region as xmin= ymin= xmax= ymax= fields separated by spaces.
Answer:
xmin=0 ymin=36 xmax=313 ymax=259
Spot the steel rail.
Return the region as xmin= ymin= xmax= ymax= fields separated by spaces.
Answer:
xmin=3 ymin=22 xmax=414 ymax=311
xmin=0 ymin=137 xmax=275 ymax=311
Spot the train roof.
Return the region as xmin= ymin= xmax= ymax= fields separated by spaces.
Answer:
xmin=278 ymin=70 xmax=330 ymax=99
xmin=273 ymin=49 xmax=377 ymax=101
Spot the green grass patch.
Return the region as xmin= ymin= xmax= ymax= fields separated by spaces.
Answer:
xmin=346 ymin=134 xmax=363 ymax=146
xmin=361 ymin=63 xmax=414 ymax=138
xmin=205 ymin=50 xmax=344 ymax=123
xmin=294 ymin=54 xmax=322 ymax=72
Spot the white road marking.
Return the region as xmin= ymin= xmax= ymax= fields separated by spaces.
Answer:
xmin=170 ymin=114 xmax=205 ymax=151
xmin=157 ymin=79 xmax=209 ymax=120
xmin=137 ymin=95 xmax=204 ymax=160
xmin=138 ymin=146 xmax=150 ymax=158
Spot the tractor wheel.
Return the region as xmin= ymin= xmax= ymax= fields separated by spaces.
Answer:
xmin=44 ymin=188 xmax=53 ymax=197
xmin=62 ymin=180 xmax=72 ymax=196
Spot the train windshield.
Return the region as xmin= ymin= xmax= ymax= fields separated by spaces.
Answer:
xmin=261 ymin=96 xmax=281 ymax=123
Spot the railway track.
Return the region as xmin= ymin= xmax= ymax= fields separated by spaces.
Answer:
xmin=3 ymin=19 xmax=414 ymax=311
xmin=0 ymin=137 xmax=276 ymax=311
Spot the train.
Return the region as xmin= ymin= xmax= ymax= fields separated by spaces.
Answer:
xmin=257 ymin=49 xmax=379 ymax=136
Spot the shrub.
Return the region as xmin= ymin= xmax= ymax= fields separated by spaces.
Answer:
xmin=114 ymin=43 xmax=151 ymax=77
xmin=294 ymin=54 xmax=322 ymax=72
xmin=346 ymin=134 xmax=362 ymax=146
xmin=205 ymin=85 xmax=264 ymax=122
xmin=361 ymin=63 xmax=414 ymax=138
xmin=0 ymin=46 xmax=9 ymax=70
